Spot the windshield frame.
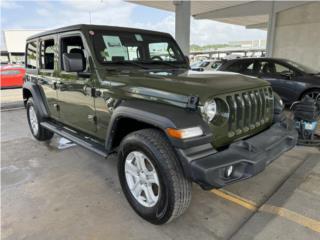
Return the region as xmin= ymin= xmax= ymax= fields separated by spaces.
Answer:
xmin=91 ymin=29 xmax=188 ymax=68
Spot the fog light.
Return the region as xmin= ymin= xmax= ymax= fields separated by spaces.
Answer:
xmin=225 ymin=165 xmax=234 ymax=178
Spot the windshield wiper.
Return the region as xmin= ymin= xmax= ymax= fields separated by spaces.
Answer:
xmin=110 ymin=60 xmax=150 ymax=70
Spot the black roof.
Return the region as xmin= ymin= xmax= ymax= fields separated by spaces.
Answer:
xmin=27 ymin=24 xmax=171 ymax=41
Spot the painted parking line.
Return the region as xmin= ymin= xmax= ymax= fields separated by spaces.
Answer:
xmin=211 ymin=189 xmax=257 ymax=211
xmin=211 ymin=189 xmax=320 ymax=233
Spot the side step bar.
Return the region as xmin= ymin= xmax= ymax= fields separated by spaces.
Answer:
xmin=40 ymin=121 xmax=108 ymax=157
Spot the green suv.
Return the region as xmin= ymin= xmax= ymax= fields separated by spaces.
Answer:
xmin=23 ymin=24 xmax=297 ymax=224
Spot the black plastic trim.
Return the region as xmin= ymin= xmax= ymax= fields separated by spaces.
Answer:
xmin=182 ymin=123 xmax=298 ymax=189
xmin=41 ymin=121 xmax=107 ymax=157
xmin=105 ymin=100 xmax=212 ymax=152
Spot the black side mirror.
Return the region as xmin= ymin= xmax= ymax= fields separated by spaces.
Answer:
xmin=63 ymin=53 xmax=84 ymax=72
xmin=280 ymin=71 xmax=293 ymax=79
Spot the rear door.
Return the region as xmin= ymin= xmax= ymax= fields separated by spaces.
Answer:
xmin=29 ymin=37 xmax=60 ymax=120
xmin=56 ymin=32 xmax=97 ymax=136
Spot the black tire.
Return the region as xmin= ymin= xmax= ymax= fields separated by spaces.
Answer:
xmin=118 ymin=129 xmax=192 ymax=225
xmin=301 ymin=89 xmax=320 ymax=101
xmin=26 ymin=98 xmax=54 ymax=141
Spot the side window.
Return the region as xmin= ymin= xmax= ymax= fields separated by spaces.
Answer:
xmin=227 ymin=62 xmax=244 ymax=72
xmin=26 ymin=41 xmax=38 ymax=69
xmin=60 ymin=36 xmax=86 ymax=71
xmin=274 ymin=63 xmax=294 ymax=75
xmin=256 ymin=61 xmax=276 ymax=75
xmin=40 ymin=39 xmax=55 ymax=70
xmin=241 ymin=61 xmax=254 ymax=74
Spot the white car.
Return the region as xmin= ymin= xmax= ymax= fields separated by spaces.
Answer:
xmin=190 ymin=60 xmax=222 ymax=72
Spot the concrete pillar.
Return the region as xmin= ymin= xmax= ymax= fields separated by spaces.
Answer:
xmin=174 ymin=0 xmax=191 ymax=56
xmin=266 ymin=1 xmax=277 ymax=57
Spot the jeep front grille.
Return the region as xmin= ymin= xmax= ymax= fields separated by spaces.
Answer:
xmin=225 ymin=87 xmax=273 ymax=138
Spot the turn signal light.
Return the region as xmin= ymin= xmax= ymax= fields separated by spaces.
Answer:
xmin=167 ymin=127 xmax=203 ymax=139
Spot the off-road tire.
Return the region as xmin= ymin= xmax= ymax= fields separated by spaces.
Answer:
xmin=26 ymin=98 xmax=54 ymax=141
xmin=118 ymin=128 xmax=192 ymax=225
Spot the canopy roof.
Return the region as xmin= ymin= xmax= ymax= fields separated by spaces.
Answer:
xmin=128 ymin=1 xmax=305 ymax=29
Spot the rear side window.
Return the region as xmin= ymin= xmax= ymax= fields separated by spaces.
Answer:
xmin=26 ymin=41 xmax=38 ymax=69
xmin=227 ymin=61 xmax=244 ymax=72
xmin=40 ymin=39 xmax=55 ymax=70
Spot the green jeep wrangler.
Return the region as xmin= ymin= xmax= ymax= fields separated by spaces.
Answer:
xmin=23 ymin=24 xmax=297 ymax=224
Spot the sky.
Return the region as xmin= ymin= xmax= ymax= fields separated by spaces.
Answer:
xmin=1 ymin=0 xmax=266 ymax=48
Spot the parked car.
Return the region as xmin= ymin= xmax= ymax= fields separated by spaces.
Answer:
xmin=217 ymin=58 xmax=320 ymax=105
xmin=23 ymin=25 xmax=297 ymax=224
xmin=0 ymin=65 xmax=26 ymax=89
xmin=190 ymin=59 xmax=222 ymax=71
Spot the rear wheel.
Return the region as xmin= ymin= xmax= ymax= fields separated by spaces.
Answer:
xmin=301 ymin=89 xmax=320 ymax=101
xmin=118 ymin=129 xmax=192 ymax=224
xmin=26 ymin=98 xmax=54 ymax=141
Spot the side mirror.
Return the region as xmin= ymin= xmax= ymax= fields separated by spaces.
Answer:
xmin=63 ymin=53 xmax=84 ymax=72
xmin=280 ymin=71 xmax=293 ymax=79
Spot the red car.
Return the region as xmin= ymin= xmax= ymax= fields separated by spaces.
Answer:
xmin=0 ymin=65 xmax=26 ymax=89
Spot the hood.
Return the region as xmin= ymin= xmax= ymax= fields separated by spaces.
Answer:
xmin=99 ymin=69 xmax=270 ymax=107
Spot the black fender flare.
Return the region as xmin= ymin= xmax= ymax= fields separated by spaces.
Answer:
xmin=23 ymin=81 xmax=49 ymax=119
xmin=105 ymin=100 xmax=212 ymax=152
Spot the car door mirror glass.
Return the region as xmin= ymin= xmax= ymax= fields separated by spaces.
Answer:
xmin=62 ymin=53 xmax=84 ymax=72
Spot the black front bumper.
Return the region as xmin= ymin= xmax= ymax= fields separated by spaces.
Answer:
xmin=187 ymin=123 xmax=298 ymax=189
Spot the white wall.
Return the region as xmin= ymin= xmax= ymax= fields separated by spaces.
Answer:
xmin=3 ymin=30 xmax=42 ymax=53
xmin=273 ymin=2 xmax=320 ymax=70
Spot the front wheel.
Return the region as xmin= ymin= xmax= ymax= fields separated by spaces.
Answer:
xmin=118 ymin=129 xmax=192 ymax=225
xmin=26 ymin=98 xmax=54 ymax=141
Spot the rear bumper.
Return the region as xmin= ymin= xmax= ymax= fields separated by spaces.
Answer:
xmin=187 ymin=123 xmax=298 ymax=189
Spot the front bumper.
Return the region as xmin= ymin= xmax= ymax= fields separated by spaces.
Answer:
xmin=188 ymin=123 xmax=298 ymax=189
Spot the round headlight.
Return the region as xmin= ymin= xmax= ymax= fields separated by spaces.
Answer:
xmin=202 ymin=99 xmax=217 ymax=122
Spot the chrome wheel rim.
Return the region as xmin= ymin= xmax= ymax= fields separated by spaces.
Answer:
xmin=29 ymin=106 xmax=39 ymax=135
xmin=124 ymin=151 xmax=160 ymax=208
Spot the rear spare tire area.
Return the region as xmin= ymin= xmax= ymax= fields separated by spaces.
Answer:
xmin=118 ymin=128 xmax=192 ymax=225
xmin=26 ymin=97 xmax=54 ymax=141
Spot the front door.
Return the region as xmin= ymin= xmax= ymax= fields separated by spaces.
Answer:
xmin=256 ymin=60 xmax=296 ymax=103
xmin=56 ymin=33 xmax=96 ymax=136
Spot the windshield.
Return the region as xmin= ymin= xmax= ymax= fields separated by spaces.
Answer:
xmin=283 ymin=59 xmax=318 ymax=74
xmin=92 ymin=30 xmax=186 ymax=67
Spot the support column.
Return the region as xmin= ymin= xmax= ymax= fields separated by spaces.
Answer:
xmin=174 ymin=0 xmax=191 ymax=56
xmin=266 ymin=1 xmax=277 ymax=57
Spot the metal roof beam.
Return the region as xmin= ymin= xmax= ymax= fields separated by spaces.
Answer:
xmin=246 ymin=22 xmax=268 ymax=29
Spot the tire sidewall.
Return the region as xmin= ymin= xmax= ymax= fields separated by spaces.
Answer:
xmin=118 ymin=134 xmax=174 ymax=224
xmin=26 ymin=99 xmax=41 ymax=139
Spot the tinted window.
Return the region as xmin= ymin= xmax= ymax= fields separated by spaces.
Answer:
xmin=40 ymin=39 xmax=55 ymax=70
xmin=227 ymin=62 xmax=243 ymax=72
xmin=199 ymin=61 xmax=210 ymax=67
xmin=26 ymin=41 xmax=38 ymax=69
xmin=274 ymin=63 xmax=293 ymax=74
xmin=227 ymin=61 xmax=252 ymax=73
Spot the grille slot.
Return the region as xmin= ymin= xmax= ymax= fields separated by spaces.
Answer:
xmin=226 ymin=87 xmax=273 ymax=137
